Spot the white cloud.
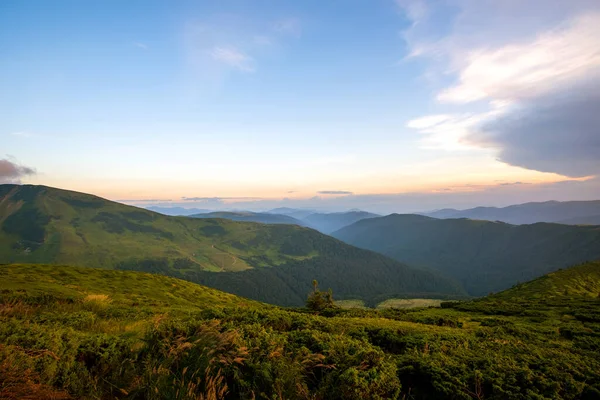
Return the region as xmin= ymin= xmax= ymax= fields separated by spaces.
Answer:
xmin=401 ymin=1 xmax=600 ymax=177
xmin=438 ymin=13 xmax=600 ymax=104
xmin=210 ymin=46 xmax=255 ymax=72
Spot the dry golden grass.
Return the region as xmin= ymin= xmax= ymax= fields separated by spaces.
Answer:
xmin=83 ymin=294 xmax=110 ymax=303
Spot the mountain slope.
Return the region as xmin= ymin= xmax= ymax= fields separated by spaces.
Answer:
xmin=1 ymin=263 xmax=599 ymax=399
xmin=190 ymin=211 xmax=305 ymax=226
xmin=302 ymin=211 xmax=380 ymax=233
xmin=333 ymin=214 xmax=600 ymax=296
xmin=491 ymin=260 xmax=600 ymax=301
xmin=0 ymin=263 xmax=258 ymax=311
xmin=425 ymin=200 xmax=600 ymax=225
xmin=0 ymin=185 xmax=464 ymax=305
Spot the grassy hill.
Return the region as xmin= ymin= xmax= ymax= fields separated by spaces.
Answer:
xmin=0 ymin=263 xmax=598 ymax=399
xmin=491 ymin=260 xmax=600 ymax=301
xmin=0 ymin=184 xmax=464 ymax=305
xmin=333 ymin=214 xmax=600 ymax=296
xmin=189 ymin=211 xmax=305 ymax=226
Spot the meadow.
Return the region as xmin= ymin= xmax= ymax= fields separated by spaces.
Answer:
xmin=1 ymin=262 xmax=599 ymax=399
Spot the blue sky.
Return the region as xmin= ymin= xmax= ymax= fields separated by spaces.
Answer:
xmin=2 ymin=0 xmax=600 ymax=213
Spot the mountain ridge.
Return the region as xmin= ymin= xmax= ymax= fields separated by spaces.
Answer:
xmin=0 ymin=184 xmax=464 ymax=305
xmin=333 ymin=213 xmax=600 ymax=296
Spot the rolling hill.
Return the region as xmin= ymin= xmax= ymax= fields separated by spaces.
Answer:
xmin=425 ymin=200 xmax=600 ymax=225
xmin=189 ymin=211 xmax=305 ymax=226
xmin=0 ymin=184 xmax=464 ymax=305
xmin=333 ymin=214 xmax=600 ymax=296
xmin=1 ymin=262 xmax=598 ymax=399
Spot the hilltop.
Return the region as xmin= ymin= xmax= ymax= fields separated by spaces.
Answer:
xmin=1 ymin=262 xmax=598 ymax=399
xmin=0 ymin=184 xmax=464 ymax=305
xmin=425 ymin=200 xmax=600 ymax=225
xmin=333 ymin=213 xmax=600 ymax=295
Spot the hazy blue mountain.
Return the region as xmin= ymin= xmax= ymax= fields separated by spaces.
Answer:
xmin=333 ymin=213 xmax=600 ymax=296
xmin=267 ymin=207 xmax=317 ymax=220
xmin=557 ymin=214 xmax=600 ymax=225
xmin=146 ymin=206 xmax=212 ymax=216
xmin=302 ymin=211 xmax=381 ymax=234
xmin=424 ymin=200 xmax=600 ymax=225
xmin=189 ymin=211 xmax=306 ymax=226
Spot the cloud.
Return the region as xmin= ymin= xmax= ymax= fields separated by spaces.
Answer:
xmin=133 ymin=42 xmax=148 ymax=50
xmin=437 ymin=13 xmax=600 ymax=104
xmin=401 ymin=2 xmax=600 ymax=177
xmin=182 ymin=196 xmax=261 ymax=202
xmin=116 ymin=199 xmax=171 ymax=203
xmin=0 ymin=159 xmax=36 ymax=183
xmin=10 ymin=131 xmax=33 ymax=138
xmin=210 ymin=46 xmax=255 ymax=72
xmin=273 ymin=18 xmax=302 ymax=36
xmin=317 ymin=191 xmax=354 ymax=195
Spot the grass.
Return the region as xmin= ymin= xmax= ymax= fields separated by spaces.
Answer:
xmin=376 ymin=298 xmax=444 ymax=309
xmin=335 ymin=299 xmax=366 ymax=309
xmin=0 ymin=262 xmax=599 ymax=399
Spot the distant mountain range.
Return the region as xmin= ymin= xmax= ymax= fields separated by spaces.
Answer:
xmin=333 ymin=214 xmax=600 ymax=296
xmin=302 ymin=211 xmax=381 ymax=234
xmin=147 ymin=206 xmax=380 ymax=234
xmin=267 ymin=207 xmax=317 ymax=220
xmin=146 ymin=206 xmax=212 ymax=216
xmin=189 ymin=211 xmax=307 ymax=226
xmin=0 ymin=184 xmax=464 ymax=305
xmin=424 ymin=200 xmax=600 ymax=225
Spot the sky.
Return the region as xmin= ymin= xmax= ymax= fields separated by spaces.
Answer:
xmin=2 ymin=0 xmax=600 ymax=213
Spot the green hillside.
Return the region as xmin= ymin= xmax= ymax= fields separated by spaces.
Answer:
xmin=333 ymin=214 xmax=600 ymax=296
xmin=0 ymin=185 xmax=464 ymax=305
xmin=1 ymin=263 xmax=599 ymax=399
xmin=491 ymin=260 xmax=600 ymax=301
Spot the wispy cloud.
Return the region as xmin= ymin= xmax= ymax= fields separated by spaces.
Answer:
xmin=210 ymin=46 xmax=255 ymax=72
xmin=10 ymin=131 xmax=33 ymax=138
xmin=317 ymin=190 xmax=354 ymax=195
xmin=133 ymin=42 xmax=148 ymax=50
xmin=273 ymin=18 xmax=302 ymax=37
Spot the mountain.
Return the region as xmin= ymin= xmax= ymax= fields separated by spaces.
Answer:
xmin=2 ymin=262 xmax=599 ymax=399
xmin=558 ymin=214 xmax=600 ymax=225
xmin=425 ymin=200 xmax=600 ymax=225
xmin=190 ymin=211 xmax=306 ymax=226
xmin=0 ymin=184 xmax=464 ymax=305
xmin=302 ymin=211 xmax=381 ymax=234
xmin=267 ymin=207 xmax=317 ymax=220
xmin=146 ymin=206 xmax=212 ymax=216
xmin=332 ymin=214 xmax=600 ymax=296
